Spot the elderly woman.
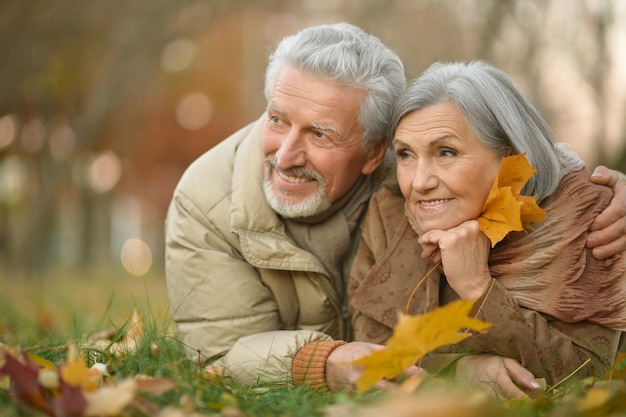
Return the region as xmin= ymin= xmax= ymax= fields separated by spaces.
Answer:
xmin=347 ymin=61 xmax=626 ymax=398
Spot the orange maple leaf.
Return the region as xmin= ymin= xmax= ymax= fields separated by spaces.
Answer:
xmin=353 ymin=300 xmax=493 ymax=392
xmin=478 ymin=154 xmax=546 ymax=247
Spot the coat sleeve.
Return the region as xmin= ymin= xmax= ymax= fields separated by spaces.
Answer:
xmin=421 ymin=279 xmax=622 ymax=385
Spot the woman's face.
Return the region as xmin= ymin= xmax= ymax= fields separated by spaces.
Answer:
xmin=394 ymin=101 xmax=503 ymax=234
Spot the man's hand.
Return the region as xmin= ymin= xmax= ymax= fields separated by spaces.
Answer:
xmin=454 ymin=354 xmax=542 ymax=399
xmin=325 ymin=341 xmax=423 ymax=391
xmin=588 ymin=166 xmax=626 ymax=259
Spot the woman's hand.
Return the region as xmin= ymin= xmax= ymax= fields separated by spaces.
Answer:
xmin=588 ymin=166 xmax=626 ymax=259
xmin=418 ymin=220 xmax=492 ymax=300
xmin=455 ymin=354 xmax=543 ymax=399
xmin=325 ymin=341 xmax=424 ymax=391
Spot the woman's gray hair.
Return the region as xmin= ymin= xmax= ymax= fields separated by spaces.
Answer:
xmin=265 ymin=22 xmax=406 ymax=151
xmin=390 ymin=60 xmax=562 ymax=202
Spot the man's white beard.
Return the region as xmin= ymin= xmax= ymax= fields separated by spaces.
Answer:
xmin=262 ymin=159 xmax=331 ymax=219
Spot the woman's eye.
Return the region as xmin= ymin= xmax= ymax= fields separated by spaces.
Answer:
xmin=395 ymin=149 xmax=409 ymax=160
xmin=440 ymin=149 xmax=456 ymax=158
xmin=271 ymin=116 xmax=280 ymax=123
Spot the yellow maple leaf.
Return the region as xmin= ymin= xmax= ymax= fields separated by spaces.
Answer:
xmin=353 ymin=300 xmax=493 ymax=392
xmin=27 ymin=352 xmax=57 ymax=371
xmin=478 ymin=154 xmax=547 ymax=247
xmin=60 ymin=347 xmax=102 ymax=392
xmin=576 ymin=388 xmax=612 ymax=413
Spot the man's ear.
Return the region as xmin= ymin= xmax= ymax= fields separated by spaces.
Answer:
xmin=361 ymin=141 xmax=388 ymax=175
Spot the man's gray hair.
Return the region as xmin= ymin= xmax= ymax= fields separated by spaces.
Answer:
xmin=265 ymin=22 xmax=406 ymax=150
xmin=391 ymin=60 xmax=562 ymax=202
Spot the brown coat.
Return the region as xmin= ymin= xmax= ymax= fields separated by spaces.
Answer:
xmin=349 ymin=171 xmax=625 ymax=385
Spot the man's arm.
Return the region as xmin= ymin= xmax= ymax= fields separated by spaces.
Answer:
xmin=165 ymin=189 xmax=281 ymax=361
xmin=165 ymin=190 xmax=328 ymax=383
xmin=588 ymin=166 xmax=626 ymax=259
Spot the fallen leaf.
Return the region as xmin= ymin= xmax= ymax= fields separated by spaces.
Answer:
xmin=83 ymin=378 xmax=137 ymax=416
xmin=125 ymin=309 xmax=144 ymax=344
xmin=576 ymin=388 xmax=612 ymax=412
xmin=55 ymin=378 xmax=88 ymax=416
xmin=89 ymin=309 xmax=145 ymax=355
xmin=134 ymin=376 xmax=176 ymax=396
xmin=325 ymin=382 xmax=495 ymax=417
xmin=0 ymin=349 xmax=55 ymax=416
xmin=203 ymin=364 xmax=227 ymax=384
xmin=353 ymin=300 xmax=493 ymax=392
xmin=478 ymin=154 xmax=546 ymax=247
xmin=60 ymin=348 xmax=102 ymax=392
xmin=28 ymin=352 xmax=57 ymax=371
xmin=38 ymin=368 xmax=60 ymax=390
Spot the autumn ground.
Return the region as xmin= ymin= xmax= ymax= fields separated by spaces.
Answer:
xmin=2 ymin=265 xmax=626 ymax=417
xmin=0 ymin=265 xmax=171 ymax=341
xmin=0 ymin=264 xmax=343 ymax=416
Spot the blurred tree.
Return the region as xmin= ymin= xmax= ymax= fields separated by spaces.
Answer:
xmin=0 ymin=0 xmax=623 ymax=275
xmin=0 ymin=0 xmax=248 ymax=271
xmin=471 ymin=0 xmax=625 ymax=171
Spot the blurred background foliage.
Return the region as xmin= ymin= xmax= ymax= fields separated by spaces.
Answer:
xmin=0 ymin=0 xmax=624 ymax=278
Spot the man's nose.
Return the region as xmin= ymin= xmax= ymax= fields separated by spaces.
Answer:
xmin=275 ymin=130 xmax=306 ymax=168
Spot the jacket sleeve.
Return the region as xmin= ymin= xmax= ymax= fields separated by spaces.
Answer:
xmin=165 ymin=187 xmax=337 ymax=386
xmin=215 ymin=330 xmax=336 ymax=385
xmin=421 ymin=279 xmax=622 ymax=385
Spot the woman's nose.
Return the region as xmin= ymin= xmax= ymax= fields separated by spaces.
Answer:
xmin=412 ymin=161 xmax=438 ymax=192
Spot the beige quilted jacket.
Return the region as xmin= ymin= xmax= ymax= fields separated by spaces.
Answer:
xmin=165 ymin=115 xmax=347 ymax=384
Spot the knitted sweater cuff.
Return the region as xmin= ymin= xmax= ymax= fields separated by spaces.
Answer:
xmin=292 ymin=340 xmax=346 ymax=391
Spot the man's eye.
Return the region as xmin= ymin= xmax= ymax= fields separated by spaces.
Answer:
xmin=314 ymin=131 xmax=326 ymax=139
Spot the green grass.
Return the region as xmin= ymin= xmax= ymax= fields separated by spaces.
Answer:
xmin=2 ymin=264 xmax=626 ymax=416
xmin=0 ymin=264 xmax=346 ymax=416
xmin=0 ymin=264 xmax=171 ymax=343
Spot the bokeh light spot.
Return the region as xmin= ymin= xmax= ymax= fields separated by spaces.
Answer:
xmin=49 ymin=122 xmax=76 ymax=161
xmin=120 ymin=238 xmax=152 ymax=277
xmin=21 ymin=119 xmax=45 ymax=153
xmin=88 ymin=151 xmax=122 ymax=193
xmin=161 ymin=38 xmax=196 ymax=73
xmin=175 ymin=92 xmax=213 ymax=130
xmin=0 ymin=156 xmax=27 ymax=205
xmin=0 ymin=114 xmax=19 ymax=150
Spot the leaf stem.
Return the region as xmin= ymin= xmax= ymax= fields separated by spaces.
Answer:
xmin=545 ymin=358 xmax=591 ymax=394
xmin=405 ymin=261 xmax=441 ymax=313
